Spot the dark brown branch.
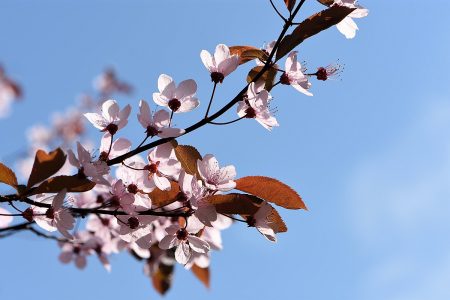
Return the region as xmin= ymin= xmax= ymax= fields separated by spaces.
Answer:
xmin=106 ymin=1 xmax=307 ymax=167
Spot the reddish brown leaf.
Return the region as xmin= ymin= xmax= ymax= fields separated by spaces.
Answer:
xmin=27 ymin=148 xmax=66 ymax=189
xmin=235 ymin=176 xmax=306 ymax=210
xmin=152 ymin=262 xmax=174 ymax=295
xmin=284 ymin=0 xmax=296 ymax=12
xmin=30 ymin=175 xmax=96 ymax=195
xmin=207 ymin=193 xmax=263 ymax=215
xmin=148 ymin=181 xmax=180 ymax=207
xmin=0 ymin=162 xmax=18 ymax=189
xmin=317 ymin=0 xmax=335 ymax=6
xmin=267 ymin=204 xmax=288 ymax=233
xmin=230 ymin=46 xmax=268 ymax=65
xmin=276 ymin=5 xmax=356 ymax=60
xmin=246 ymin=65 xmax=278 ymax=91
xmin=173 ymin=144 xmax=202 ymax=177
xmin=191 ymin=264 xmax=210 ymax=288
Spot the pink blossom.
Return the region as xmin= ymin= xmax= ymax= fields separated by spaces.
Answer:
xmin=93 ymin=68 xmax=132 ymax=96
xmin=99 ymin=134 xmax=131 ymax=161
xmin=67 ymin=142 xmax=110 ymax=186
xmin=138 ymin=100 xmax=185 ymax=138
xmin=152 ymin=75 xmax=199 ymax=113
xmin=237 ymin=82 xmax=279 ymax=130
xmin=200 ymin=44 xmax=239 ymax=83
xmin=117 ymin=211 xmax=156 ymax=248
xmin=142 ymin=143 xmax=181 ymax=191
xmin=280 ymin=51 xmax=312 ymax=96
xmin=0 ymin=207 xmax=13 ymax=228
xmin=84 ymin=99 xmax=131 ymax=135
xmin=197 ymin=154 xmax=236 ymax=192
xmin=247 ymin=202 xmax=277 ymax=242
xmin=334 ymin=0 xmax=369 ymax=39
xmin=106 ymin=180 xmax=136 ymax=213
xmin=256 ymin=41 xmax=276 ymax=66
xmin=159 ymin=224 xmax=210 ymax=265
xmin=34 ymin=189 xmax=75 ymax=239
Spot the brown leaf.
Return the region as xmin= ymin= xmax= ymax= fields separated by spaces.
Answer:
xmin=0 ymin=162 xmax=18 ymax=189
xmin=148 ymin=181 xmax=180 ymax=207
xmin=276 ymin=5 xmax=356 ymax=60
xmin=173 ymin=144 xmax=202 ymax=177
xmin=191 ymin=264 xmax=210 ymax=288
xmin=284 ymin=0 xmax=296 ymax=12
xmin=207 ymin=193 xmax=263 ymax=215
xmin=230 ymin=46 xmax=268 ymax=65
xmin=235 ymin=176 xmax=306 ymax=210
xmin=30 ymin=175 xmax=96 ymax=195
xmin=27 ymin=148 xmax=66 ymax=189
xmin=152 ymin=262 xmax=174 ymax=295
xmin=247 ymin=65 xmax=279 ymax=91
xmin=267 ymin=204 xmax=288 ymax=233
xmin=317 ymin=0 xmax=335 ymax=6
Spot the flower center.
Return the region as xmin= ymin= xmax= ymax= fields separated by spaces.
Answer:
xmin=145 ymin=162 xmax=159 ymax=174
xmin=176 ymin=228 xmax=189 ymax=241
xmin=128 ymin=217 xmax=140 ymax=229
xmin=127 ymin=184 xmax=139 ymax=194
xmin=316 ymin=67 xmax=328 ymax=81
xmin=105 ymin=123 xmax=119 ymax=135
xmin=146 ymin=125 xmax=160 ymax=137
xmin=22 ymin=207 xmax=34 ymax=222
xmin=99 ymin=151 xmax=109 ymax=161
xmin=280 ymin=73 xmax=291 ymax=85
xmin=45 ymin=208 xmax=55 ymax=220
xmin=246 ymin=216 xmax=256 ymax=227
xmin=211 ymin=72 xmax=225 ymax=84
xmin=244 ymin=107 xmax=256 ymax=119
xmin=168 ymin=98 xmax=181 ymax=112
xmin=109 ymin=195 xmax=121 ymax=207
xmin=101 ymin=218 xmax=110 ymax=226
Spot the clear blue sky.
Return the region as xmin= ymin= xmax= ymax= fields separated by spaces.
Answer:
xmin=1 ymin=1 xmax=450 ymax=299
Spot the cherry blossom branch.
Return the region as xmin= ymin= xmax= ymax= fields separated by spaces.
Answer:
xmin=107 ymin=0 xmax=308 ymax=167
xmin=270 ymin=0 xmax=288 ymax=22
xmin=209 ymin=116 xmax=246 ymax=125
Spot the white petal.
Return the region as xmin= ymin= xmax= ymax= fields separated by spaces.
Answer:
xmin=178 ymin=97 xmax=200 ymax=113
xmin=84 ymin=113 xmax=107 ymax=130
xmin=158 ymin=74 xmax=174 ymax=93
xmin=176 ymin=79 xmax=197 ymax=99
xmin=336 ymin=17 xmax=358 ymax=39
xmin=159 ymin=235 xmax=178 ymax=249
xmin=175 ymin=242 xmax=191 ymax=264
xmin=102 ymin=99 xmax=120 ymax=121
xmin=187 ymin=236 xmax=210 ymax=254
xmin=138 ymin=100 xmax=152 ymax=128
xmin=214 ymin=44 xmax=230 ymax=64
xmin=200 ymin=50 xmax=214 ymax=72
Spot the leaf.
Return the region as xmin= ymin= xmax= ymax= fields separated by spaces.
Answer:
xmin=27 ymin=148 xmax=66 ymax=189
xmin=235 ymin=176 xmax=306 ymax=210
xmin=0 ymin=162 xmax=18 ymax=189
xmin=284 ymin=0 xmax=296 ymax=12
xmin=247 ymin=65 xmax=278 ymax=91
xmin=191 ymin=265 xmax=210 ymax=288
xmin=207 ymin=193 xmax=263 ymax=215
xmin=30 ymin=175 xmax=96 ymax=195
xmin=230 ymin=46 xmax=268 ymax=65
xmin=173 ymin=145 xmax=202 ymax=177
xmin=276 ymin=5 xmax=356 ymax=60
xmin=152 ymin=262 xmax=174 ymax=295
xmin=148 ymin=181 xmax=180 ymax=207
xmin=267 ymin=204 xmax=288 ymax=233
xmin=317 ymin=0 xmax=335 ymax=6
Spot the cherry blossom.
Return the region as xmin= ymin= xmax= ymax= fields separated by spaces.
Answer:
xmin=93 ymin=68 xmax=132 ymax=96
xmin=159 ymin=224 xmax=210 ymax=265
xmin=152 ymin=75 xmax=199 ymax=113
xmin=280 ymin=51 xmax=312 ymax=96
xmin=237 ymin=82 xmax=279 ymax=130
xmin=34 ymin=189 xmax=75 ymax=239
xmin=106 ymin=180 xmax=136 ymax=213
xmin=67 ymin=142 xmax=110 ymax=186
xmin=84 ymin=99 xmax=131 ymax=135
xmin=246 ymin=202 xmax=277 ymax=242
xmin=334 ymin=0 xmax=369 ymax=39
xmin=256 ymin=40 xmax=277 ymax=66
xmin=98 ymin=134 xmax=131 ymax=161
xmin=197 ymin=154 xmax=236 ymax=192
xmin=200 ymin=44 xmax=239 ymax=83
xmin=137 ymin=99 xmax=185 ymax=138
xmin=141 ymin=143 xmax=181 ymax=191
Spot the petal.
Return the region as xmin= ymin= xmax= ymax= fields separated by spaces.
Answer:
xmin=67 ymin=149 xmax=80 ymax=168
xmin=158 ymin=127 xmax=185 ymax=138
xmin=158 ymin=74 xmax=174 ymax=93
xmin=152 ymin=92 xmax=169 ymax=107
xmin=219 ymin=56 xmax=239 ymax=77
xmin=153 ymin=174 xmax=171 ymax=191
xmin=214 ymin=44 xmax=230 ymax=64
xmin=336 ymin=17 xmax=358 ymax=39
xmin=175 ymin=79 xmax=197 ymax=99
xmin=102 ymin=99 xmax=120 ymax=121
xmin=117 ymin=104 xmax=131 ymax=130
xmin=59 ymin=251 xmax=73 ymax=264
xmin=153 ymin=109 xmax=170 ymax=127
xmin=138 ymin=100 xmax=152 ymax=128
xmin=159 ymin=235 xmax=178 ymax=249
xmin=187 ymin=236 xmax=210 ymax=254
xmin=292 ymin=83 xmax=313 ymax=96
xmin=52 ymin=189 xmax=67 ymax=210
xmin=175 ymin=242 xmax=191 ymax=264
xmin=75 ymin=255 xmax=87 ymax=269
xmin=178 ymin=97 xmax=200 ymax=113
xmin=200 ymin=50 xmax=214 ymax=72
xmin=111 ymin=138 xmax=132 ymax=157
xmin=84 ymin=113 xmax=107 ymax=130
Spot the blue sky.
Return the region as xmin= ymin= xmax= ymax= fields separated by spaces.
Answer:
xmin=1 ymin=1 xmax=450 ymax=299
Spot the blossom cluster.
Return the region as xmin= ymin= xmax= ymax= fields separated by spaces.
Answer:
xmin=0 ymin=0 xmax=368 ymax=293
